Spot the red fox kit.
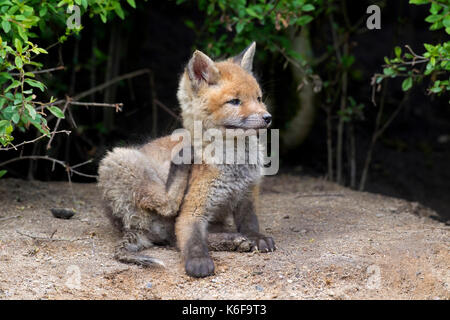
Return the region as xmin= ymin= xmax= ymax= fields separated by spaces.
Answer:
xmin=98 ymin=42 xmax=275 ymax=278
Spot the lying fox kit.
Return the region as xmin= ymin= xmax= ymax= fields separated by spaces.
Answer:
xmin=98 ymin=42 xmax=275 ymax=278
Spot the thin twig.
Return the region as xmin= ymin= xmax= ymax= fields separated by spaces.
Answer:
xmin=70 ymin=159 xmax=93 ymax=170
xmin=68 ymin=101 xmax=123 ymax=111
xmin=0 ymin=130 xmax=70 ymax=151
xmin=73 ymin=69 xmax=151 ymax=102
xmin=9 ymin=65 xmax=65 ymax=76
xmin=0 ymin=155 xmax=98 ymax=179
xmin=295 ymin=193 xmax=345 ymax=198
xmin=36 ymin=68 xmax=151 ymax=111
xmin=273 ymin=43 xmax=304 ymax=72
xmin=0 ymin=215 xmax=21 ymax=222
xmin=16 ymin=230 xmax=91 ymax=242
xmin=404 ymin=45 xmax=425 ymax=59
xmin=154 ymin=99 xmax=182 ymax=122
xmin=46 ymin=99 xmax=71 ymax=150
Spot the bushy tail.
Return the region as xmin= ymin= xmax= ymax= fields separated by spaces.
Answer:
xmin=113 ymin=231 xmax=166 ymax=268
xmin=114 ymin=247 xmax=166 ymax=268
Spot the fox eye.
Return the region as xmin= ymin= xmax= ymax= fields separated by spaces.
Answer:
xmin=257 ymin=96 xmax=262 ymax=103
xmin=227 ymin=99 xmax=241 ymax=106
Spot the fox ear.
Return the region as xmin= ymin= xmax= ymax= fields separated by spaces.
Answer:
xmin=187 ymin=50 xmax=219 ymax=89
xmin=233 ymin=42 xmax=256 ymax=72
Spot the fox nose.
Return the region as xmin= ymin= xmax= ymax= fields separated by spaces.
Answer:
xmin=262 ymin=113 xmax=272 ymax=125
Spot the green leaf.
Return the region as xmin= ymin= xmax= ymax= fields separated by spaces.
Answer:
xmin=245 ymin=8 xmax=262 ymax=19
xmin=113 ymin=2 xmax=125 ymax=19
xmin=443 ymin=16 xmax=450 ymax=28
xmin=39 ymin=6 xmax=47 ymax=17
xmin=1 ymin=20 xmax=11 ymax=33
xmin=409 ymin=0 xmax=431 ymax=4
xmin=402 ymin=77 xmax=413 ymax=91
xmin=15 ymin=56 xmax=23 ymax=68
xmin=25 ymin=103 xmax=36 ymax=120
xmin=430 ymin=2 xmax=441 ymax=15
xmin=425 ymin=15 xmax=442 ymax=23
xmin=297 ymin=15 xmax=313 ymax=26
xmin=342 ymin=55 xmax=355 ymax=68
xmin=0 ymin=170 xmax=7 ymax=178
xmin=302 ymin=4 xmax=315 ymax=12
xmin=47 ymin=106 xmax=65 ymax=119
xmin=5 ymin=80 xmax=20 ymax=92
xmin=25 ymin=79 xmax=45 ymax=91
xmin=11 ymin=113 xmax=20 ymax=124
xmin=236 ymin=21 xmax=245 ymax=34
xmin=430 ymin=86 xmax=442 ymax=93
xmin=14 ymin=38 xmax=22 ymax=53
xmin=0 ymin=120 xmax=9 ymax=128
xmin=383 ymin=67 xmax=395 ymax=77
xmin=127 ymin=0 xmax=136 ymax=8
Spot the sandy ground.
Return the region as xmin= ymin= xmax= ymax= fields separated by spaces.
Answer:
xmin=0 ymin=175 xmax=448 ymax=300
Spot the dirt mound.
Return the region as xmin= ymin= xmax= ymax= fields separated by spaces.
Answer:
xmin=0 ymin=175 xmax=448 ymax=299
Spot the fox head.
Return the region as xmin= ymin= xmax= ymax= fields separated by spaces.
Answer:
xmin=177 ymin=42 xmax=272 ymax=135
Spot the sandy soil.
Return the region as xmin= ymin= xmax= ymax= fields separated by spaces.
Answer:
xmin=0 ymin=175 xmax=448 ymax=300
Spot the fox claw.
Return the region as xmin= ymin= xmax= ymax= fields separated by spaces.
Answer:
xmin=249 ymin=236 xmax=276 ymax=253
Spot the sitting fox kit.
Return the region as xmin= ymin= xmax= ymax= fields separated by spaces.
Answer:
xmin=98 ymin=42 xmax=275 ymax=278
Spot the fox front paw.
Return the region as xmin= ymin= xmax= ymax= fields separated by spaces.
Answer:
xmin=248 ymin=235 xmax=276 ymax=253
xmin=185 ymin=256 xmax=215 ymax=278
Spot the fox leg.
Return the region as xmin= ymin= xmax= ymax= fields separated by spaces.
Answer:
xmin=175 ymin=165 xmax=220 ymax=278
xmin=233 ymin=185 xmax=276 ymax=253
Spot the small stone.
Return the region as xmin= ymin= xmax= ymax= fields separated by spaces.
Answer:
xmin=283 ymin=215 xmax=290 ymax=219
xmin=145 ymin=282 xmax=152 ymax=289
xmin=255 ymin=285 xmax=264 ymax=292
xmin=50 ymin=208 xmax=76 ymax=220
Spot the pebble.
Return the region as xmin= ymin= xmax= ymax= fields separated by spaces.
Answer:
xmin=145 ymin=282 xmax=152 ymax=289
xmin=50 ymin=208 xmax=76 ymax=219
xmin=255 ymin=285 xmax=264 ymax=292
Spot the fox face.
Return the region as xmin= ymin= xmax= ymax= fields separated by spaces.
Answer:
xmin=177 ymin=43 xmax=272 ymax=134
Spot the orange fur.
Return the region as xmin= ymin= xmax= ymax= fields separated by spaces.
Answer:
xmin=175 ymin=164 xmax=220 ymax=256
